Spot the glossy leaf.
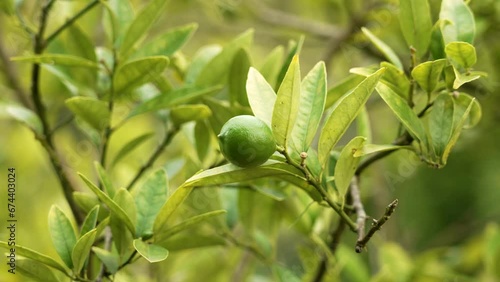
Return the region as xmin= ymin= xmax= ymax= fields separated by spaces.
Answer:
xmin=325 ymin=75 xmax=364 ymax=109
xmin=153 ymin=184 xmax=194 ymax=234
xmin=65 ymin=97 xmax=109 ymax=131
xmin=445 ymin=42 xmax=476 ymax=69
xmin=318 ymin=69 xmax=385 ymax=166
xmin=246 ymin=67 xmax=277 ymax=127
xmin=119 ymin=0 xmax=170 ymax=58
xmin=71 ymin=229 xmax=97 ymax=273
xmin=78 ymin=173 xmax=136 ymax=235
xmin=80 ymin=206 xmax=99 ymax=237
xmin=0 ymin=241 xmax=70 ymax=276
xmin=335 ymin=136 xmax=366 ymax=206
xmin=135 ymin=169 xmax=169 ymax=238
xmin=439 ymin=0 xmax=475 ymax=44
xmin=11 ymin=54 xmax=100 ymax=68
xmin=272 ymin=55 xmax=301 ymax=148
xmin=361 ymin=28 xmax=403 ymax=70
xmin=92 ymin=247 xmax=120 ymax=274
xmin=259 ymin=45 xmax=284 ymax=87
xmin=94 ymin=162 xmax=116 ymax=198
xmin=429 ymin=94 xmax=454 ymax=158
xmin=399 ymin=0 xmax=432 ymax=58
xmin=111 ymin=133 xmax=154 ymax=168
xmin=170 ymin=104 xmax=212 ymax=126
xmin=16 ymin=258 xmax=60 ymax=282
xmin=155 ymin=210 xmax=227 ymax=243
xmin=375 ymin=83 xmax=428 ymax=148
xmin=114 ymin=56 xmax=169 ymax=97
xmin=452 ymin=68 xmax=485 ymax=89
xmin=129 ymin=85 xmax=222 ymax=118
xmin=195 ymin=29 xmax=254 ymax=87
xmin=229 ymin=48 xmax=251 ymax=107
xmin=291 ymin=61 xmax=327 ymax=152
xmin=411 ymin=59 xmax=447 ymax=93
xmin=132 ymin=23 xmax=198 ymax=58
xmin=133 ymin=239 xmax=169 ymax=263
xmin=48 ymin=206 xmax=77 ymax=269
xmin=0 ymin=102 xmax=43 ymax=134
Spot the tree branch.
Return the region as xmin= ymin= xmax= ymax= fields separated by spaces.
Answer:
xmin=350 ymin=176 xmax=367 ymax=251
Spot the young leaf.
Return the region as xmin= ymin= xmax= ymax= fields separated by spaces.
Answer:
xmin=118 ymin=0 xmax=170 ymax=59
xmin=452 ymin=68 xmax=485 ymax=89
xmin=291 ymin=61 xmax=327 ymax=153
xmin=114 ymin=56 xmax=169 ymax=97
xmin=0 ymin=102 xmax=43 ymax=135
xmin=375 ymin=83 xmax=428 ymax=148
xmin=133 ymin=239 xmax=169 ymax=263
xmin=439 ymin=0 xmax=475 ymax=44
xmin=335 ymin=136 xmax=366 ymax=206
xmin=110 ymin=133 xmax=153 ymax=168
xmin=11 ymin=54 xmax=100 ymax=69
xmin=78 ymin=173 xmax=136 ymax=235
xmin=80 ymin=206 xmax=99 ymax=237
xmin=361 ymin=28 xmax=403 ymax=70
xmin=16 ymin=258 xmax=61 ymax=282
xmin=272 ymin=55 xmax=301 ymax=148
xmin=132 ymin=23 xmax=198 ymax=58
xmin=135 ymin=169 xmax=169 ymax=238
xmin=229 ymin=48 xmax=252 ymax=107
xmin=71 ymin=229 xmax=97 ymax=273
xmin=195 ymin=29 xmax=254 ymax=87
xmin=48 ymin=206 xmax=77 ymax=269
xmin=153 ymin=184 xmax=194 ymax=234
xmin=65 ymin=97 xmax=110 ymax=131
xmin=411 ymin=59 xmax=447 ymax=93
xmin=0 ymin=242 xmax=70 ymax=276
xmin=92 ymin=247 xmax=120 ymax=274
xmin=154 ymin=210 xmax=227 ymax=243
xmin=246 ymin=67 xmax=277 ymax=127
xmin=318 ymin=68 xmax=385 ymax=166
xmin=259 ymin=45 xmax=284 ymax=87
xmin=429 ymin=94 xmax=454 ymax=159
xmin=445 ymin=42 xmax=477 ymax=69
xmin=399 ymin=0 xmax=432 ymax=58
xmin=325 ymin=75 xmax=365 ymax=109
xmin=170 ymin=104 xmax=212 ymax=126
xmin=454 ymin=92 xmax=481 ymax=129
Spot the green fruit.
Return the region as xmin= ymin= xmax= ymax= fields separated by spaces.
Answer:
xmin=218 ymin=115 xmax=276 ymax=167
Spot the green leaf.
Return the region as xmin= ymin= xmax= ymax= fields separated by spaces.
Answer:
xmin=399 ymin=0 xmax=432 ymax=58
xmin=80 ymin=206 xmax=99 ymax=237
xmin=229 ymin=48 xmax=251 ymax=107
xmin=0 ymin=242 xmax=70 ymax=276
xmin=73 ymin=192 xmax=101 ymax=216
xmin=11 ymin=54 xmax=100 ymax=68
xmin=0 ymin=102 xmax=43 ymax=134
xmin=445 ymin=42 xmax=477 ymax=69
xmin=356 ymin=106 xmax=372 ymax=143
xmin=325 ymin=75 xmax=365 ymax=109
xmin=128 ymin=85 xmax=222 ymax=118
xmin=61 ymin=24 xmax=98 ymax=86
xmin=375 ymin=83 xmax=428 ymax=148
xmin=135 ymin=169 xmax=169 ymax=238
xmin=185 ymin=45 xmax=222 ymax=84
xmin=119 ymin=0 xmax=170 ymax=59
xmin=246 ymin=67 xmax=277 ymax=127
xmin=204 ymin=97 xmax=249 ymax=134
xmin=153 ymin=184 xmax=194 ymax=234
xmin=195 ymin=120 xmax=212 ymax=163
xmin=48 ymin=206 xmax=77 ymax=269
xmin=132 ymin=23 xmax=198 ymax=58
xmin=353 ymin=144 xmax=412 ymax=157
xmin=272 ymin=55 xmax=301 ymax=148
xmin=361 ymin=28 xmax=403 ymax=70
xmin=155 ymin=210 xmax=227 ymax=243
xmin=276 ymin=36 xmax=304 ymax=90
xmin=114 ymin=56 xmax=169 ymax=97
xmin=65 ymin=97 xmax=110 ymax=131
xmin=318 ymin=68 xmax=385 ymax=166
xmin=110 ymin=133 xmax=153 ymax=168
xmin=273 ymin=265 xmax=301 ymax=282
xmin=452 ymin=68 xmax=485 ymax=89
xmin=94 ymin=161 xmax=116 ymax=198
xmin=380 ymin=62 xmax=410 ymax=99
xmin=114 ymin=188 xmax=137 ymax=228
xmin=71 ymin=229 xmax=97 ymax=273
xmin=429 ymin=94 xmax=454 ymax=159
xmin=335 ymin=136 xmax=366 ymax=206
xmin=92 ymin=247 xmax=120 ymax=274
xmin=170 ymin=104 xmax=212 ymax=126
xmin=16 ymin=258 xmax=60 ymax=282
xmin=157 ymin=233 xmax=225 ymax=250
xmin=430 ymin=22 xmax=446 ymax=59
xmin=454 ymin=92 xmax=481 ymax=129
xmin=291 ymin=61 xmax=327 ymax=152
xmin=439 ymin=0 xmax=475 ymax=44
xmin=411 ymin=59 xmax=447 ymax=93
xmin=103 ymin=0 xmax=134 ymax=43
xmin=195 ymin=29 xmax=254 ymax=87
xmin=78 ymin=173 xmax=136 ymax=235
xmin=259 ymin=45 xmax=284 ymax=87
xmin=133 ymin=239 xmax=169 ymax=263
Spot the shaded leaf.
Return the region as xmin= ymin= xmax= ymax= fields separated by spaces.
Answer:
xmin=94 ymin=162 xmax=116 ymax=198
xmin=16 ymin=258 xmax=60 ymax=282
xmin=259 ymin=45 xmax=284 ymax=87
xmin=153 ymin=184 xmax=194 ymax=234
xmin=195 ymin=120 xmax=212 ymax=163
xmin=353 ymin=144 xmax=412 ymax=157
xmin=92 ymin=247 xmax=120 ymax=274
xmin=246 ymin=67 xmax=277 ymax=127
xmin=48 ymin=206 xmax=77 ymax=269
xmin=430 ymin=22 xmax=446 ymax=59
xmin=71 ymin=229 xmax=97 ymax=273
xmin=229 ymin=48 xmax=252 ymax=107
xmin=429 ymin=94 xmax=454 ymax=159
xmin=133 ymin=239 xmax=169 ymax=263
xmin=185 ymin=45 xmax=222 ymax=84
xmin=114 ymin=56 xmax=169 ymax=97
xmin=276 ymin=36 xmax=304 ymax=90
xmin=65 ymin=97 xmax=109 ymax=131
xmin=325 ymin=75 xmax=365 ymax=109
xmin=170 ymin=104 xmax=212 ymax=126
xmin=114 ymin=188 xmax=137 ymax=229
xmin=335 ymin=136 xmax=366 ymax=206
xmin=361 ymin=28 xmax=403 ymax=70
xmin=111 ymin=133 xmax=153 ymax=168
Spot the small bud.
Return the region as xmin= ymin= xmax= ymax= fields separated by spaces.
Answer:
xmin=300 ymin=152 xmax=308 ymax=159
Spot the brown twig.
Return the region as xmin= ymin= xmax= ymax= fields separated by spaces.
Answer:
xmin=350 ymin=176 xmax=367 ymax=251
xmin=355 ymin=199 xmax=398 ymax=253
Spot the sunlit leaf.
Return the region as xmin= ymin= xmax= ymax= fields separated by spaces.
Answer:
xmin=380 ymin=62 xmax=410 ymax=99
xmin=92 ymin=247 xmax=120 ymax=274
xmin=325 ymin=75 xmax=364 ymax=109
xmin=0 ymin=102 xmax=43 ymax=134
xmin=133 ymin=240 xmax=169 ymax=263
xmin=94 ymin=161 xmax=116 ymax=198
xmin=452 ymin=67 xmax=485 ymax=89
xmin=246 ymin=67 xmax=277 ymax=127
xmin=353 ymin=144 xmax=412 ymax=157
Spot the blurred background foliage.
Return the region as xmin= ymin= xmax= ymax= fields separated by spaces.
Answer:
xmin=0 ymin=0 xmax=499 ymax=281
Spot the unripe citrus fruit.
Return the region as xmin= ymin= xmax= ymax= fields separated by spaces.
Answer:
xmin=218 ymin=115 xmax=276 ymax=167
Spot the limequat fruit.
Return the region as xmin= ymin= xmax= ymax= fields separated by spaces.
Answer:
xmin=218 ymin=115 xmax=276 ymax=167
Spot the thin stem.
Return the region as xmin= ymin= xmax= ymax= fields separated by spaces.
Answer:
xmin=350 ymin=176 xmax=366 ymax=251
